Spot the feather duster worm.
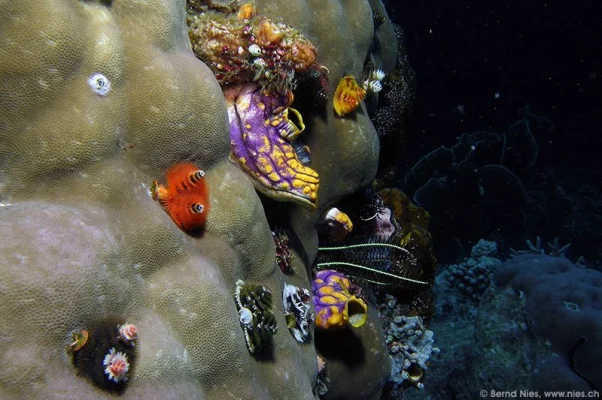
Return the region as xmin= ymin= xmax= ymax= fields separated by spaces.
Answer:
xmin=151 ymin=162 xmax=210 ymax=234
xmin=333 ymin=75 xmax=366 ymax=117
xmin=234 ymin=280 xmax=278 ymax=355
xmin=282 ymin=283 xmax=314 ymax=342
xmin=68 ymin=317 xmax=138 ymax=394
xmin=69 ymin=329 xmax=89 ymax=352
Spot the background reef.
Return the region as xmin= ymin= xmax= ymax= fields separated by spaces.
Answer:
xmin=378 ymin=0 xmax=601 ymax=396
xmin=402 ymin=241 xmax=602 ymax=400
xmin=382 ymin=0 xmax=602 ymax=266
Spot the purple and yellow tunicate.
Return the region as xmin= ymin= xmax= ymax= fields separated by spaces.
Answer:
xmin=225 ymin=83 xmax=320 ymax=209
xmin=311 ymin=269 xmax=368 ymax=329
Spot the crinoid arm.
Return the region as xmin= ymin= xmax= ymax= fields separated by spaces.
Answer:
xmin=316 ymin=236 xmax=430 ymax=287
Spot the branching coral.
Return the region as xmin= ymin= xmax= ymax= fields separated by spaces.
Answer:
xmin=510 ymin=236 xmax=572 ymax=258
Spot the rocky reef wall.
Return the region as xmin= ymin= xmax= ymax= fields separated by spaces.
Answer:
xmin=0 ymin=0 xmax=399 ymax=398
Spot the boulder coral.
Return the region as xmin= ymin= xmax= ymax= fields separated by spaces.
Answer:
xmin=0 ymin=0 xmax=399 ymax=399
xmin=494 ymin=254 xmax=602 ymax=390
